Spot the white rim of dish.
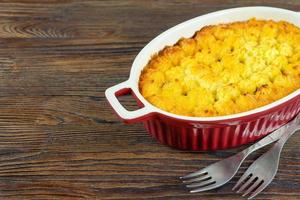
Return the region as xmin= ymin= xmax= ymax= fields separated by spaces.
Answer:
xmin=121 ymin=7 xmax=300 ymax=122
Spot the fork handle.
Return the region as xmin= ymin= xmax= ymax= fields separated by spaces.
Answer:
xmin=238 ymin=113 xmax=300 ymax=160
xmin=276 ymin=121 xmax=299 ymax=146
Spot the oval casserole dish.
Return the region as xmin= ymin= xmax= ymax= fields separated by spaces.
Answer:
xmin=105 ymin=7 xmax=300 ymax=151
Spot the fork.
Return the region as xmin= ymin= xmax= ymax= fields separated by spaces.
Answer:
xmin=181 ymin=114 xmax=300 ymax=193
xmin=232 ymin=114 xmax=300 ymax=199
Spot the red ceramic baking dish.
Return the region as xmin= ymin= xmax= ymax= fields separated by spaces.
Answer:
xmin=105 ymin=7 xmax=300 ymax=151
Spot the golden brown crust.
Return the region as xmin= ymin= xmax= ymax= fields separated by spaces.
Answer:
xmin=139 ymin=19 xmax=300 ymax=117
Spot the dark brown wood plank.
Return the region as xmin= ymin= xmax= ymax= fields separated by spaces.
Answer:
xmin=0 ymin=0 xmax=298 ymax=199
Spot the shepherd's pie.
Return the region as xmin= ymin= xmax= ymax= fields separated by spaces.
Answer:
xmin=139 ymin=19 xmax=300 ymax=117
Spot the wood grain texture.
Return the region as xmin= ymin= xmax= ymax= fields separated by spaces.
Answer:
xmin=0 ymin=0 xmax=299 ymax=199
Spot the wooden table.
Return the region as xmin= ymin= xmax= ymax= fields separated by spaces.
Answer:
xmin=0 ymin=1 xmax=299 ymax=199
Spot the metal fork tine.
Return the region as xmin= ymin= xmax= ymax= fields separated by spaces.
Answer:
xmin=190 ymin=182 xmax=218 ymax=193
xmin=186 ymin=179 xmax=214 ymax=188
xmin=237 ymin=177 xmax=256 ymax=193
xmin=182 ymin=175 xmax=210 ymax=184
xmin=180 ymin=169 xmax=207 ymax=180
xmin=242 ymin=180 xmax=262 ymax=197
xmin=233 ymin=173 xmax=252 ymax=191
xmin=248 ymin=181 xmax=267 ymax=200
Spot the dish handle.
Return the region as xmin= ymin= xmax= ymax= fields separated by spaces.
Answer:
xmin=105 ymin=81 xmax=152 ymax=123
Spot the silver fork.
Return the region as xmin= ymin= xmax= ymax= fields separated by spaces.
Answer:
xmin=181 ymin=115 xmax=300 ymax=193
xmin=233 ymin=114 xmax=300 ymax=199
